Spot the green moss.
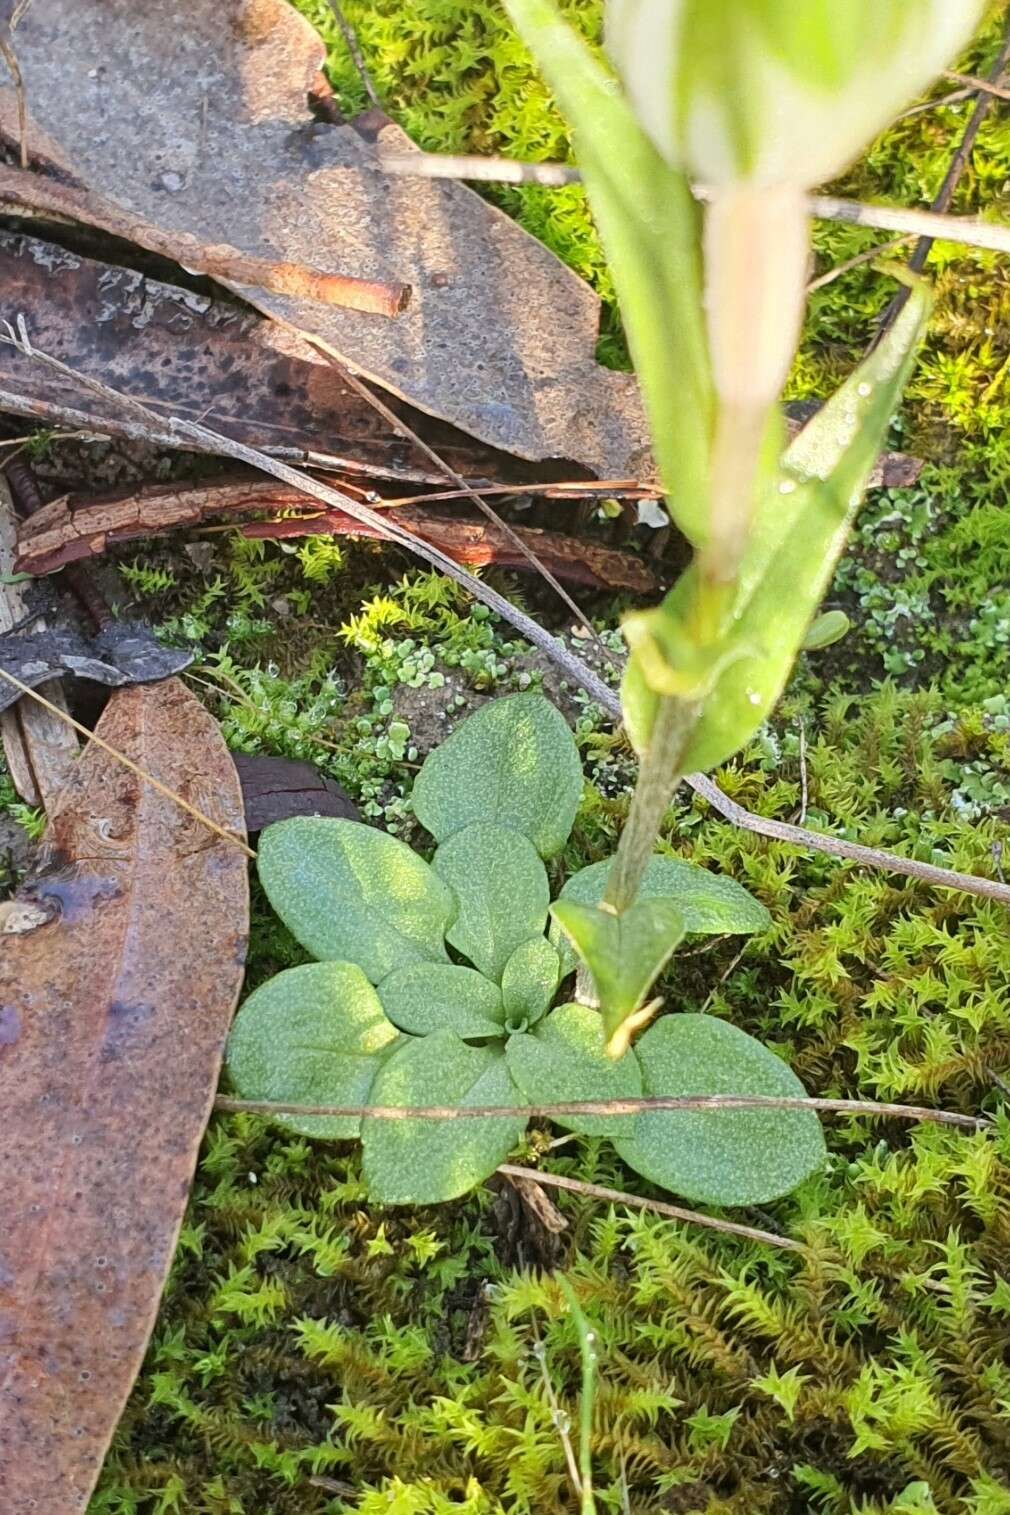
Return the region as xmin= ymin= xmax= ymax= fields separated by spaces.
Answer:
xmin=78 ymin=665 xmax=1010 ymax=1514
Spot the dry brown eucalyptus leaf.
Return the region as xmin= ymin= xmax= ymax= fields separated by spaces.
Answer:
xmin=0 ymin=679 xmax=249 ymax=1515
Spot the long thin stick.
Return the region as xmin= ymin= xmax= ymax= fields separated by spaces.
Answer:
xmin=377 ymin=151 xmax=1010 ymax=258
xmin=326 ymin=0 xmax=383 ymax=110
xmin=878 ymin=26 xmax=1010 ymax=335
xmin=9 ymin=331 xmax=1010 ymax=908
xmin=943 ymin=69 xmax=1010 ymax=101
xmin=0 ymin=667 xmax=255 ymax=857
xmin=212 ymin=1093 xmax=990 ymax=1130
xmin=1 ymin=327 xmax=617 ymax=707
xmin=685 ymin=772 xmax=1010 ymax=907
xmin=807 ymin=236 xmax=913 ymax=293
xmin=498 ymin=1165 xmax=805 ymax=1252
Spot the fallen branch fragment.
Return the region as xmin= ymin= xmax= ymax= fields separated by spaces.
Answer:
xmin=0 ymin=163 xmax=410 ymax=315
xmin=15 ymin=480 xmax=658 ymax=592
xmin=496 ymin=1165 xmax=805 ymax=1252
xmin=213 ymin=1093 xmax=990 ymax=1131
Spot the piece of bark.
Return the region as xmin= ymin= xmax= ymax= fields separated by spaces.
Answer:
xmin=0 ymin=679 xmax=249 ymax=1515
xmin=0 ymin=473 xmax=77 ymax=804
xmin=0 ymin=228 xmax=588 ymax=487
xmin=0 ymin=0 xmax=654 ymax=482
xmin=233 ymin=753 xmax=358 ymax=833
xmin=0 ymin=621 xmax=193 ymax=712
xmin=15 ymin=478 xmax=657 ymax=592
xmin=13 ymin=476 xmax=648 ymax=576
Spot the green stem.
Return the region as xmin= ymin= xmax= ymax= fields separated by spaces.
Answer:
xmin=602 ymin=694 xmax=699 ymax=913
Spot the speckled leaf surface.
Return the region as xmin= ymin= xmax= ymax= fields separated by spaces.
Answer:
xmin=257 ymin=817 xmax=456 ymax=983
xmin=550 ymin=896 xmax=685 ymax=1037
xmin=226 ymin=962 xmax=400 ymax=1140
xmin=615 ymin=1014 xmax=826 ymax=1206
xmin=500 ymin=937 xmax=560 ymax=1027
xmin=551 ymin=854 xmax=770 ymax=975
xmin=0 ymin=681 xmax=248 ymax=1515
xmin=506 ymin=1003 xmax=642 ymax=1137
xmin=412 ymin=694 xmax=583 ymax=859
xmin=361 ymin=1032 xmax=526 ymax=1204
xmin=378 ymin=962 xmax=504 ymax=1039
xmin=433 ymin=824 xmax=550 ymax=981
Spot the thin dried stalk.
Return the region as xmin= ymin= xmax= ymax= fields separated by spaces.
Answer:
xmin=213 ymin=1093 xmax=989 ymax=1131
xmin=378 ymin=152 xmax=1010 ymax=258
xmin=497 ymin=1165 xmax=806 ymax=1252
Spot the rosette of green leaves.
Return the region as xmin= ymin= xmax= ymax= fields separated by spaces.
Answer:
xmin=227 ymin=694 xmax=822 ymax=1207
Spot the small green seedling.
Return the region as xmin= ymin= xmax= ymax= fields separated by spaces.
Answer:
xmin=227 ymin=693 xmax=824 ymax=1208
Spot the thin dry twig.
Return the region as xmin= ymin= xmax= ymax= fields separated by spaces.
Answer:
xmin=378 ymin=151 xmax=1010 ymax=258
xmin=685 ymin=771 xmax=1010 ymax=908
xmin=894 ymin=86 xmax=977 ymax=122
xmin=878 ymin=26 xmax=1010 ymax=335
xmin=2 ymin=325 xmax=618 ymax=703
xmin=379 ymin=150 xmax=581 ymax=186
xmin=807 ymin=236 xmax=913 ymax=293
xmin=498 ymin=1165 xmax=806 ymax=1252
xmin=9 ymin=328 xmax=1010 ymax=909
xmin=0 ymin=668 xmax=255 ymax=857
xmin=326 ymin=0 xmax=383 ymax=110
xmin=212 ymin=1093 xmax=991 ymax=1131
xmin=944 ymin=68 xmax=1010 ymax=101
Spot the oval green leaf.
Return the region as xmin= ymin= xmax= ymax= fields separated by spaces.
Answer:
xmin=550 ymin=896 xmax=684 ymax=1045
xmin=501 ymin=936 xmax=560 ymax=1029
xmin=258 ymin=817 xmax=456 ymax=982
xmin=434 ymin=823 xmax=550 ymax=981
xmin=551 ymin=854 xmax=770 ymax=976
xmin=362 ymin=1031 xmax=527 ymax=1204
xmin=506 ymin=1002 xmax=642 ymax=1137
xmin=615 ymin=1014 xmax=826 ymax=1206
xmin=378 ymin=962 xmax=505 ymax=1040
xmin=226 ymin=961 xmax=400 ymax=1140
xmin=412 ymin=693 xmax=583 ymax=858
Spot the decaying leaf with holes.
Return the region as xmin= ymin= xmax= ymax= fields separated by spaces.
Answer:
xmin=0 ymin=680 xmax=249 ymax=1515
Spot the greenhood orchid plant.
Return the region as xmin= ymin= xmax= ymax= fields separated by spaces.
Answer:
xmin=228 ymin=1 xmax=987 ymax=1213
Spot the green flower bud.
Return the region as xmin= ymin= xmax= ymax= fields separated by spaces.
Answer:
xmin=606 ymin=0 xmax=986 ymax=186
